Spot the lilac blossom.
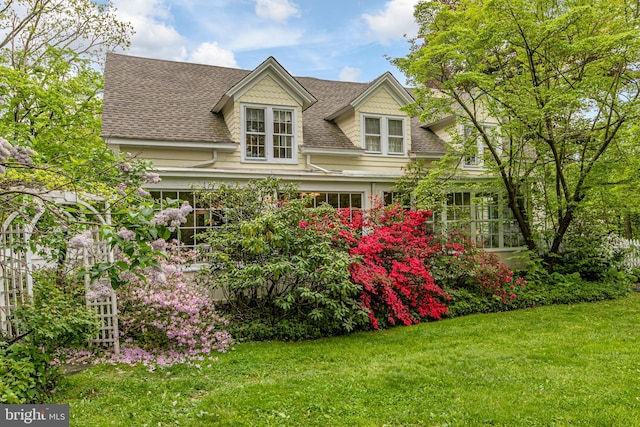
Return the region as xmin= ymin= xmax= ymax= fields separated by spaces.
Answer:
xmin=150 ymin=238 xmax=168 ymax=252
xmin=116 ymin=182 xmax=127 ymax=196
xmin=116 ymin=227 xmax=136 ymax=241
xmin=136 ymin=188 xmax=151 ymax=197
xmin=68 ymin=230 xmax=94 ymax=249
xmin=10 ymin=145 xmax=35 ymax=166
xmin=151 ymin=201 xmax=193 ymax=231
xmin=86 ymin=279 xmax=114 ymax=302
xmin=142 ymin=171 xmax=161 ymax=184
xmin=117 ymin=162 xmax=132 ymax=173
xmin=0 ymin=138 xmax=12 ymax=162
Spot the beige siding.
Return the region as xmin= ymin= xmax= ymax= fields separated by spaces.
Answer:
xmin=335 ymin=112 xmax=357 ymax=144
xmin=238 ymin=75 xmax=299 ymax=106
xmin=222 ymin=102 xmax=237 ymax=142
xmin=121 ymin=147 xmax=211 ymax=167
xmin=309 ymin=154 xmax=408 ymax=174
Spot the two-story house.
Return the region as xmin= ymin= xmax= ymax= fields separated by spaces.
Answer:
xmin=102 ymin=53 xmax=523 ymax=261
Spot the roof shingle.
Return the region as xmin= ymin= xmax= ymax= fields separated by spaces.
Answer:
xmin=102 ymin=53 xmax=445 ymax=154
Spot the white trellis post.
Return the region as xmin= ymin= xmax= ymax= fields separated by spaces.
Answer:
xmin=0 ymin=205 xmax=43 ymax=338
xmin=0 ymin=190 xmax=120 ymax=354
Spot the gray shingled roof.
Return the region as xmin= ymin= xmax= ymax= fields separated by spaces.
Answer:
xmin=102 ymin=53 xmax=445 ymax=154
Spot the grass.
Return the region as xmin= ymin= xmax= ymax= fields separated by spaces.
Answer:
xmin=54 ymin=294 xmax=640 ymax=426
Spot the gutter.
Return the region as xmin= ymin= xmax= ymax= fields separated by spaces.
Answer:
xmin=305 ymin=154 xmax=331 ymax=173
xmin=188 ymin=151 xmax=218 ymax=168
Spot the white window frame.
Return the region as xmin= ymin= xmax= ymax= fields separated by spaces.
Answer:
xmin=361 ymin=114 xmax=407 ymax=156
xmin=461 ymin=124 xmax=496 ymax=169
xmin=241 ymin=104 xmax=298 ymax=164
xmin=439 ymin=190 xmax=525 ymax=249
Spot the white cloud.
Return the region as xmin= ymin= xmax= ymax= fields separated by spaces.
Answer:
xmin=362 ymin=0 xmax=419 ymax=45
xmin=339 ymin=66 xmax=362 ymax=82
xmin=227 ymin=26 xmax=304 ymax=51
xmin=255 ymin=0 xmax=300 ymax=24
xmin=188 ymin=42 xmax=238 ymax=67
xmin=112 ymin=0 xmax=187 ymax=61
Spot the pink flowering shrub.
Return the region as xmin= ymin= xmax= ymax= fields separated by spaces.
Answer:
xmin=117 ymin=259 xmax=232 ymax=357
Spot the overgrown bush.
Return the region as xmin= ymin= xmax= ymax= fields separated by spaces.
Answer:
xmin=197 ymin=179 xmax=367 ymax=340
xmin=513 ymin=257 xmax=631 ymax=308
xmin=1 ymin=276 xmax=99 ymax=403
xmin=546 ymin=215 xmax=625 ymax=281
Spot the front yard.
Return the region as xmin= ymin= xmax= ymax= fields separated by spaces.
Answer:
xmin=54 ymin=293 xmax=640 ymax=426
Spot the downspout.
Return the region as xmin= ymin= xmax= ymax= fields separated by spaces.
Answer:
xmin=189 ymin=151 xmax=218 ymax=168
xmin=306 ymin=154 xmax=330 ymax=173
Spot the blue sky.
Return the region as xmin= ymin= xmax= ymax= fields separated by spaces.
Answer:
xmin=111 ymin=0 xmax=421 ymax=83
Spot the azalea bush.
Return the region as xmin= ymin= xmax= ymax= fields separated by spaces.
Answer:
xmin=331 ymin=204 xmax=450 ymax=329
xmin=116 ymin=251 xmax=233 ymax=363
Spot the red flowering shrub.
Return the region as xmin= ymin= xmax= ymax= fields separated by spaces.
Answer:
xmin=428 ymin=232 xmax=526 ymax=307
xmin=331 ymin=204 xmax=450 ymax=329
xmin=316 ymin=202 xmax=527 ymax=328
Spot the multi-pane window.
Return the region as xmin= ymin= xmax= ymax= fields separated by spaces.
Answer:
xmin=273 ymin=110 xmax=293 ymax=159
xmin=443 ymin=191 xmax=524 ymax=249
xmin=388 ymin=119 xmax=404 ymax=154
xmin=245 ymin=108 xmax=266 ymax=159
xmin=243 ymin=105 xmax=296 ymax=163
xmin=364 ymin=118 xmax=381 ymax=152
xmin=149 ymin=190 xmax=225 ymax=255
xmin=302 ymin=192 xmax=363 ymax=209
xmin=362 ymin=115 xmax=405 ymax=155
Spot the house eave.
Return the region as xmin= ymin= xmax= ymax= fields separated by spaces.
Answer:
xmin=104 ymin=137 xmax=238 ymax=152
xmin=300 ymin=146 xmax=364 ymax=157
xmin=152 ymin=167 xmax=402 ymax=183
xmin=409 ymin=151 xmax=445 ymax=160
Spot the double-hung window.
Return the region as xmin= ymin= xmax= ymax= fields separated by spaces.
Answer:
xmin=362 ymin=115 xmax=406 ymax=155
xmin=243 ymin=105 xmax=296 ymax=163
xmin=462 ymin=124 xmax=495 ymax=169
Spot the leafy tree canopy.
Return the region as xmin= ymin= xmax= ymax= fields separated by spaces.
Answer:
xmin=0 ymin=0 xmax=133 ymax=190
xmin=394 ymin=0 xmax=640 ymax=258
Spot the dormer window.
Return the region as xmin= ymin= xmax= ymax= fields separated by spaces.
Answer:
xmin=362 ymin=115 xmax=406 ymax=155
xmin=242 ymin=104 xmax=297 ymax=163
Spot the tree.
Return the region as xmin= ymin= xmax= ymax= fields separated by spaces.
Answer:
xmin=0 ymin=0 xmax=132 ymax=68
xmin=394 ymin=0 xmax=640 ymax=261
xmin=0 ymin=0 xmax=132 ymax=175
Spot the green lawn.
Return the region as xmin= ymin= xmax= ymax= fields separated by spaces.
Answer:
xmin=54 ymin=294 xmax=640 ymax=426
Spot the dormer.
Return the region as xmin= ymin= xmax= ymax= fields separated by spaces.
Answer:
xmin=325 ymin=73 xmax=415 ymax=157
xmin=212 ymin=57 xmax=316 ymax=164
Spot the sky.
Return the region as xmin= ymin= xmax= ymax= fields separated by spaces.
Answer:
xmin=110 ymin=0 xmax=422 ymax=83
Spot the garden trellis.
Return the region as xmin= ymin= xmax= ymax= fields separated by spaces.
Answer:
xmin=0 ymin=189 xmax=119 ymax=353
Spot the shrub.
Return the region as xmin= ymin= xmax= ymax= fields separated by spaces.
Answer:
xmin=197 ymin=179 xmax=367 ymax=340
xmin=1 ymin=276 xmax=99 ymax=403
xmin=117 ymin=258 xmax=232 ymax=357
xmin=513 ymin=264 xmax=631 ymax=308
xmin=546 ymin=215 xmax=625 ymax=281
xmin=335 ymin=204 xmax=450 ymax=329
xmin=428 ymin=233 xmax=526 ymax=316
